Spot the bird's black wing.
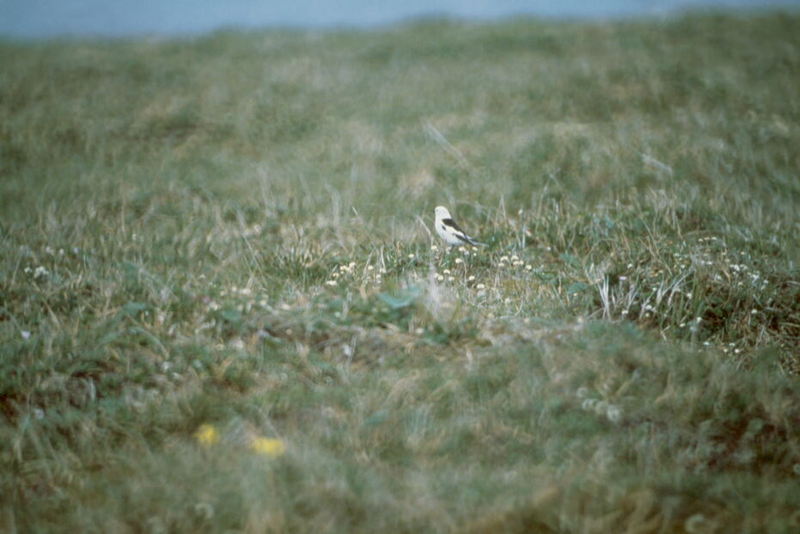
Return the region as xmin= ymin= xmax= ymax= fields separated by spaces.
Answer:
xmin=442 ymin=217 xmax=466 ymax=235
xmin=442 ymin=218 xmax=477 ymax=245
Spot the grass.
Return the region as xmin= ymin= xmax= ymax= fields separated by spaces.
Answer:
xmin=2 ymin=10 xmax=800 ymax=533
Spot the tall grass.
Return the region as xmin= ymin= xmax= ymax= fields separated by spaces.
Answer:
xmin=2 ymin=12 xmax=799 ymax=533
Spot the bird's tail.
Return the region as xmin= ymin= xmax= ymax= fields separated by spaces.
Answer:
xmin=464 ymin=236 xmax=486 ymax=247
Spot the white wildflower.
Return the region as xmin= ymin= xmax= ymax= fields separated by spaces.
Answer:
xmin=606 ymin=405 xmax=622 ymax=423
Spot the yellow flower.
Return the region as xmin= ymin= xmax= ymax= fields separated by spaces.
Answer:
xmin=195 ymin=424 xmax=220 ymax=447
xmin=250 ymin=437 xmax=286 ymax=458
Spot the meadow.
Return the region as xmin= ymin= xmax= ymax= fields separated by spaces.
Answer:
xmin=1 ymin=11 xmax=799 ymax=533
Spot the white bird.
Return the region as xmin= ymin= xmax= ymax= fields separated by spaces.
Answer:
xmin=434 ymin=206 xmax=484 ymax=247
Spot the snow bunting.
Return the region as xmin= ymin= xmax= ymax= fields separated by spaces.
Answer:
xmin=434 ymin=206 xmax=484 ymax=247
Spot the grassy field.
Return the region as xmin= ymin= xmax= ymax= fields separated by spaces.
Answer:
xmin=2 ymin=11 xmax=800 ymax=533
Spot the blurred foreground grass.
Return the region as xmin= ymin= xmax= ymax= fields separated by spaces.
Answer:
xmin=1 ymin=11 xmax=800 ymax=533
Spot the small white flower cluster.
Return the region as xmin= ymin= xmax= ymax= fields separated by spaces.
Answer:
xmin=581 ymin=397 xmax=623 ymax=424
xmin=612 ymin=233 xmax=773 ymax=327
xmin=577 ymin=387 xmax=622 ymax=423
xmin=689 ymin=238 xmax=769 ymax=290
xmin=642 ymin=303 xmax=656 ymax=318
xmin=213 ymin=286 xmax=270 ymax=313
xmin=678 ymin=316 xmax=703 ymax=328
xmin=325 ymin=262 xmax=385 ymax=288
xmin=497 ymin=254 xmax=533 ymax=270
xmin=434 ymin=268 xmax=457 ymax=283
xmin=43 ymin=246 xmax=67 ymax=256
xmin=221 ymin=286 xmax=252 ymax=297
xmin=229 ymin=338 xmax=246 ymax=350
xmin=431 ymin=268 xmax=486 ymax=288
xmin=722 ymin=342 xmax=743 ymax=355
xmin=24 ymin=265 xmax=50 ymax=280
xmin=241 ymin=224 xmax=263 ymax=238
xmin=21 ymin=245 xmax=87 ymax=283
xmin=330 ymin=262 xmax=358 ymax=280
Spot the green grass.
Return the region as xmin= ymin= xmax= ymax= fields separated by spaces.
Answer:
xmin=2 ymin=11 xmax=800 ymax=533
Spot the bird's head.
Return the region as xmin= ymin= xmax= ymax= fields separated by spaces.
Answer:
xmin=434 ymin=206 xmax=451 ymax=220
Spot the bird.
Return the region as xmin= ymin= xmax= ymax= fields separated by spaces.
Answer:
xmin=434 ymin=206 xmax=484 ymax=247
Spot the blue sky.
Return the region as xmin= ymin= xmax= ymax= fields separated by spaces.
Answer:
xmin=2 ymin=0 xmax=799 ymax=39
